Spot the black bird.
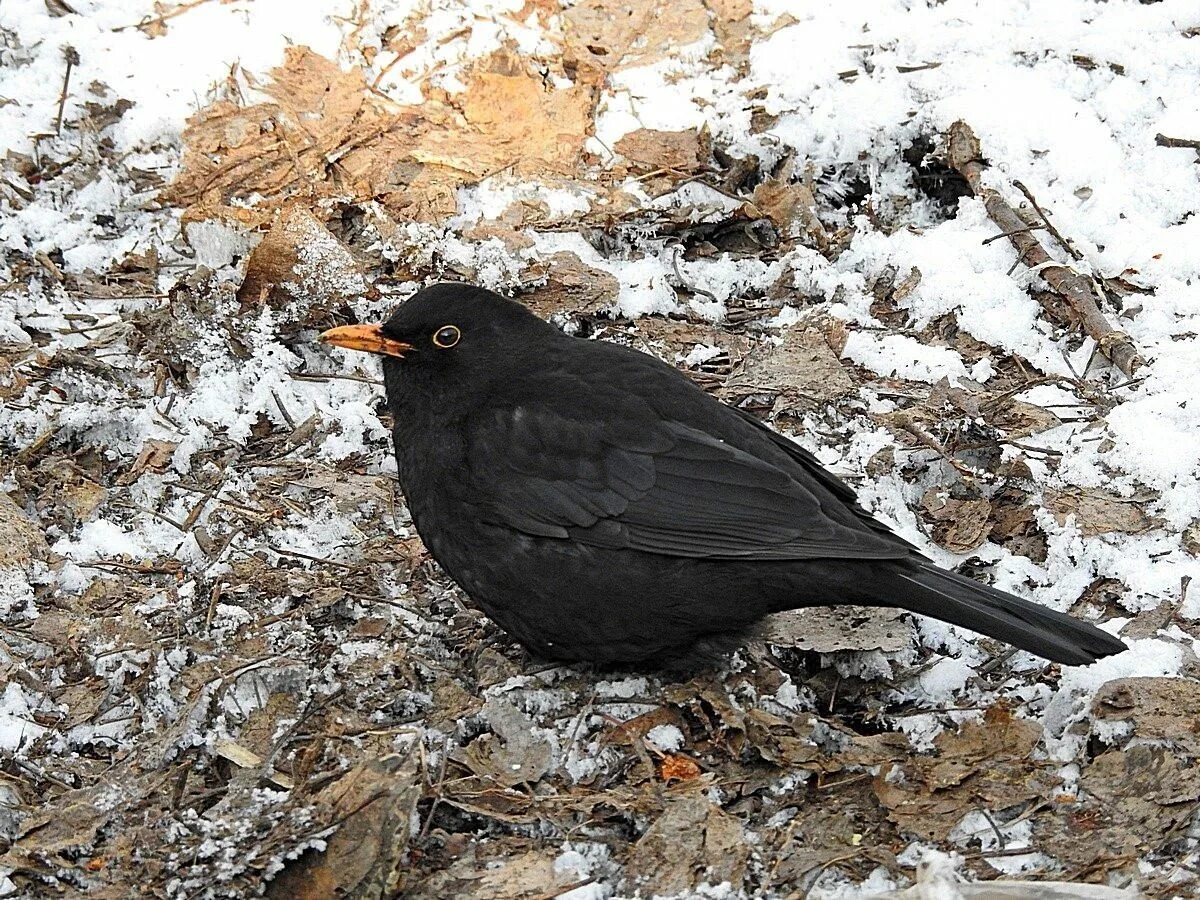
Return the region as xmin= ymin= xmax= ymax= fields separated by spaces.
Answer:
xmin=320 ymin=283 xmax=1127 ymax=667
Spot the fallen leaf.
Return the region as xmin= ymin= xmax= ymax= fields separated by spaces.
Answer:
xmin=460 ymin=698 xmax=553 ymax=787
xmin=167 ymin=48 xmax=595 ymax=226
xmin=1045 ymin=488 xmax=1161 ymax=537
xmin=726 ymin=327 xmax=855 ymax=404
xmin=921 ymin=489 xmax=992 ymax=553
xmin=562 ymin=0 xmax=710 ymax=76
xmin=119 ymin=439 xmax=177 ymax=484
xmin=875 ymin=706 xmax=1047 ymax=841
xmin=237 ymin=205 xmax=368 ymax=308
xmin=1091 ymin=677 xmax=1200 ymax=756
xmin=0 ymin=492 xmax=47 ymax=566
xmin=764 ymin=606 xmax=914 ymax=654
xmin=523 ymin=251 xmax=620 ymax=319
xmin=615 ymin=128 xmax=704 ymax=172
xmin=626 ymin=796 xmax=749 ymax=895
xmin=267 ymin=753 xmax=421 ymax=900
xmin=751 ymin=178 xmax=828 ymax=249
xmin=659 ymin=754 xmax=702 ymax=782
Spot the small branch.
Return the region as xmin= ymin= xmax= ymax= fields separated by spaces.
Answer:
xmin=946 ymin=121 xmax=1144 ymax=377
xmin=1155 ymin=133 xmax=1200 ymax=151
xmin=54 ymin=46 xmax=79 ymax=135
xmin=1012 ymin=179 xmax=1083 ymax=260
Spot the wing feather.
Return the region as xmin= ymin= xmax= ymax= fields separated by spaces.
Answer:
xmin=468 ymin=402 xmax=906 ymax=561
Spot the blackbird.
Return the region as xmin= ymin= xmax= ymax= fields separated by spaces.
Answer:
xmin=320 ymin=283 xmax=1127 ymax=666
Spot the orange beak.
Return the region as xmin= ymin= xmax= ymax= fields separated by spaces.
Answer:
xmin=318 ymin=324 xmax=412 ymax=358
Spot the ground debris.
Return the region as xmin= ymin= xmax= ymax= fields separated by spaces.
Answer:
xmin=624 ymin=795 xmax=750 ymax=895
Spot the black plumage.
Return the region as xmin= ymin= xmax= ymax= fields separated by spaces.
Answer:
xmin=320 ymin=283 xmax=1127 ymax=667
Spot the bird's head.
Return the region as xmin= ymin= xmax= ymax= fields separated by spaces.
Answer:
xmin=319 ymin=283 xmax=558 ymax=407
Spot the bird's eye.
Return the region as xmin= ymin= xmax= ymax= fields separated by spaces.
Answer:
xmin=432 ymin=325 xmax=460 ymax=349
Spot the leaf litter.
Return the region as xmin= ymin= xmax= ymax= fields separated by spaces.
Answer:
xmin=2 ymin=0 xmax=1200 ymax=897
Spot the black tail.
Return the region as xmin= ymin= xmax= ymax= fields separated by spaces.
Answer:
xmin=890 ymin=563 xmax=1127 ymax=666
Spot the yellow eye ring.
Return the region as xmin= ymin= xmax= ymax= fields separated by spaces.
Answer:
xmin=432 ymin=324 xmax=460 ymax=348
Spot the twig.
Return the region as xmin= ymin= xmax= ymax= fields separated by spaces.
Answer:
xmin=981 ymin=224 xmax=1043 ymax=245
xmin=54 ymin=47 xmax=79 ymax=135
xmin=112 ymin=0 xmax=215 ymax=33
xmin=1012 ymin=180 xmax=1083 ymax=260
xmin=1155 ymin=133 xmax=1200 ymax=151
xmin=946 ymin=121 xmax=1144 ymax=377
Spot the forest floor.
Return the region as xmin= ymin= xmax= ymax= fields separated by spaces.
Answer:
xmin=2 ymin=0 xmax=1200 ymax=897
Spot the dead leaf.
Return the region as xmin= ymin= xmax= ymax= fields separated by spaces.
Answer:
xmin=0 ymin=493 xmax=47 ymax=566
xmin=267 ymin=753 xmax=421 ymax=900
xmin=751 ymin=178 xmax=828 ymax=249
xmin=1082 ymin=745 xmax=1200 ymax=843
xmin=1045 ymin=488 xmax=1161 ymax=537
xmin=404 ymin=846 xmax=584 ymax=900
xmin=659 ymin=754 xmax=702 ymax=782
xmin=523 ymin=251 xmax=620 ymax=319
xmin=626 ymin=796 xmax=749 ymax=895
xmin=562 ymin=0 xmax=710 ymax=76
xmin=460 ymin=699 xmax=553 ymax=787
xmin=237 ymin=206 xmax=368 ymax=308
xmin=167 ymin=48 xmax=594 ymax=226
xmin=875 ymin=706 xmax=1047 ymax=841
xmin=764 ymin=606 xmax=914 ymax=654
xmin=118 ymin=439 xmax=177 ymax=484
xmin=726 ymin=327 xmax=855 ymax=404
xmin=921 ymin=489 xmax=992 ymax=553
xmin=1092 ymin=677 xmax=1200 ymax=756
xmin=615 ymin=129 xmax=704 ymax=172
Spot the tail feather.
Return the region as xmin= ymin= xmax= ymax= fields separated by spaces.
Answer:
xmin=892 ymin=564 xmax=1126 ymax=666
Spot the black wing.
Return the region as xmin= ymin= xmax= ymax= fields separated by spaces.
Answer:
xmin=466 ymin=400 xmax=908 ymax=561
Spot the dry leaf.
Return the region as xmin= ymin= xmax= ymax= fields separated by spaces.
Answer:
xmin=875 ymin=706 xmax=1046 ymax=841
xmin=523 ymin=251 xmax=620 ymax=319
xmin=562 ymin=0 xmax=710 ymax=75
xmin=615 ymin=128 xmax=704 ymax=172
xmin=658 ymin=754 xmax=702 ymax=782
xmin=167 ymin=48 xmax=595 ymax=226
xmin=751 ymin=178 xmax=828 ymax=249
xmin=764 ymin=605 xmax=913 ymax=654
xmin=0 ymin=493 xmax=47 ymax=566
xmin=460 ymin=699 xmax=553 ymax=787
xmin=727 ymin=327 xmax=855 ymax=403
xmin=921 ymin=490 xmax=992 ymax=553
xmin=626 ymin=796 xmax=749 ymax=895
xmin=237 ymin=206 xmax=367 ymax=308
xmin=1091 ymin=677 xmax=1200 ymax=756
xmin=119 ymin=439 xmax=177 ymax=484
xmin=267 ymin=753 xmax=421 ymax=900
xmin=1045 ymin=488 xmax=1161 ymax=537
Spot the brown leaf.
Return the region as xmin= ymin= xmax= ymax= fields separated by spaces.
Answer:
xmin=523 ymin=251 xmax=620 ymax=319
xmin=460 ymin=699 xmax=553 ymax=787
xmin=167 ymin=48 xmax=595 ymax=226
xmin=562 ymin=0 xmax=710 ymax=75
xmin=615 ymin=128 xmax=704 ymax=172
xmin=0 ymin=492 xmax=47 ymax=566
xmin=1045 ymin=488 xmax=1161 ymax=537
xmin=119 ymin=439 xmax=177 ymax=484
xmin=659 ymin=754 xmax=702 ymax=783
xmin=237 ymin=206 xmax=367 ymax=308
xmin=726 ymin=327 xmax=855 ymax=404
xmin=875 ymin=706 xmax=1046 ymax=841
xmin=921 ymin=489 xmax=992 ymax=553
xmin=751 ymin=178 xmax=828 ymax=249
xmin=267 ymin=753 xmax=421 ymax=900
xmin=1082 ymin=745 xmax=1200 ymax=845
xmin=1092 ymin=677 xmax=1200 ymax=756
xmin=626 ymin=796 xmax=749 ymax=895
